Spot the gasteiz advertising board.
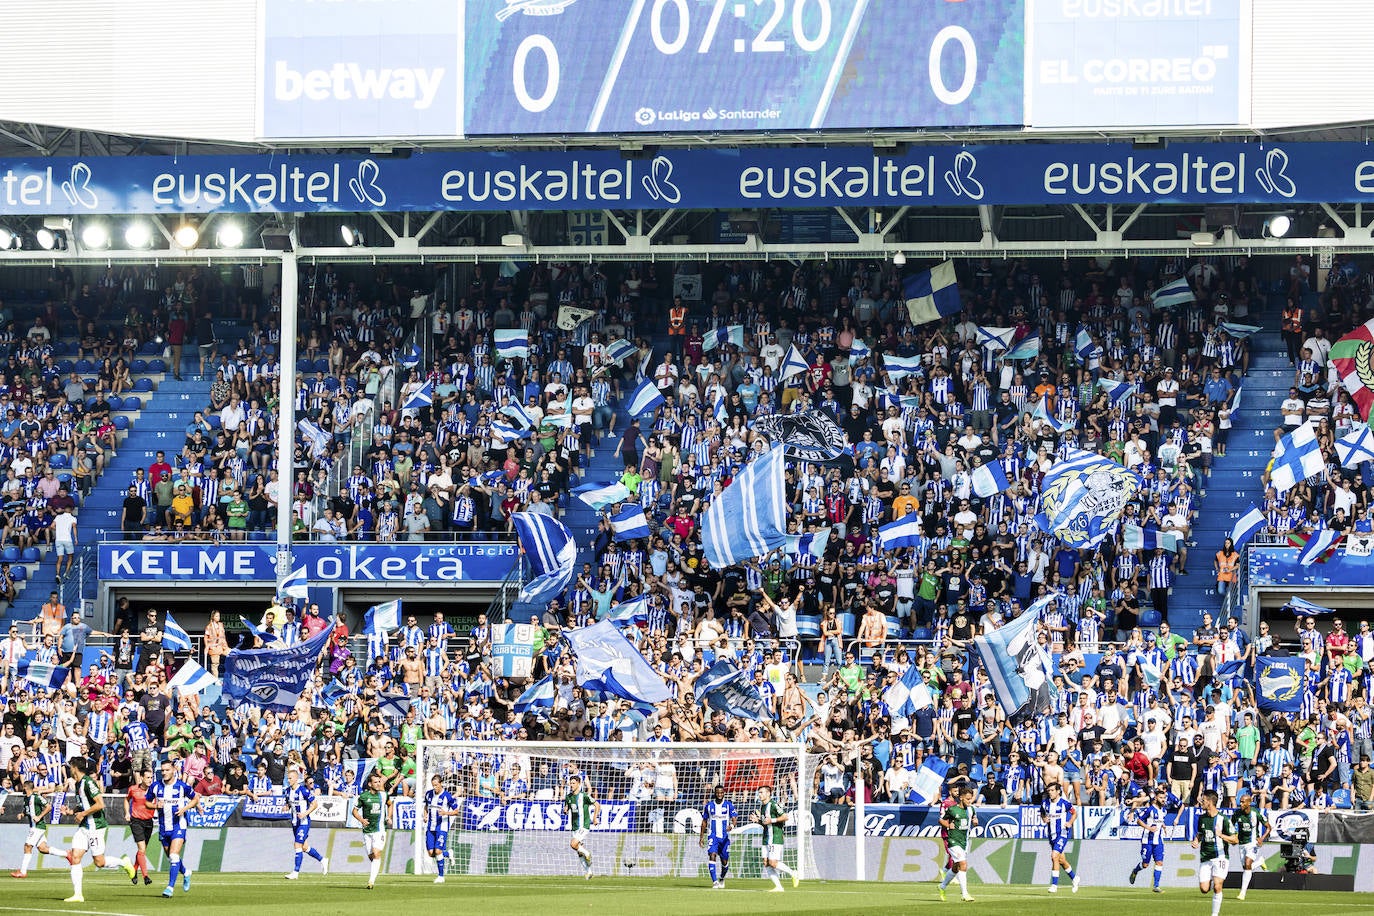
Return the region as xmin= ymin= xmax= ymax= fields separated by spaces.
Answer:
xmin=1026 ymin=0 xmax=1250 ymax=128
xmin=5 ymin=142 xmax=1369 ymax=215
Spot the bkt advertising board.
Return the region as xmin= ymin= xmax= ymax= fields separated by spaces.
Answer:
xmin=7 ymin=142 xmax=1374 ymax=216
xmin=97 ymin=542 xmax=517 ymax=584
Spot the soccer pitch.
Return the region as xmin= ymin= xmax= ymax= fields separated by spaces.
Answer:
xmin=1 ymin=877 xmax=1370 ymax=916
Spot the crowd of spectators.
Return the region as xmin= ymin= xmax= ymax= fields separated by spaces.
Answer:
xmin=3 ymin=254 xmax=1373 ymax=818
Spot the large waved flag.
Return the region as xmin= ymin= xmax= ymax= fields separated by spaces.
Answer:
xmin=883 ymin=354 xmax=923 ymax=379
xmin=702 ymin=325 xmax=746 ymax=352
xmin=700 ymin=447 xmax=788 ymax=569
xmin=786 ymin=527 xmax=831 ymax=560
xmin=1031 ymin=400 xmax=1074 ymax=433
xmin=1254 ymin=656 xmax=1305 ymax=713
xmin=1152 ymin=276 xmax=1195 ymax=310
xmin=903 ymin=261 xmax=961 ymax=325
xmin=971 ymin=460 xmax=1011 ymax=498
xmin=779 ymin=344 xmax=809 ymax=382
xmin=565 ymin=619 xmax=672 ymax=704
xmin=239 ymin=615 xmax=281 ymax=648
xmin=278 ymin=564 xmax=310 ymax=600
xmin=572 ymin=481 xmax=633 ymax=511
xmin=1005 ymin=334 xmax=1041 ymax=361
xmin=511 ymin=512 xmax=577 ymax=606
xmin=848 ymin=338 xmax=871 ymax=362
xmin=908 ymin=758 xmax=951 ymax=805
xmin=1123 ymin=522 xmax=1179 ymax=553
xmin=1074 ymin=328 xmax=1096 ymax=362
xmin=975 ymin=326 xmax=1015 ymax=351
xmin=297 ymin=417 xmax=332 ymax=458
xmin=1286 ymin=595 xmax=1336 ymax=616
xmin=605 ymin=338 xmax=637 ymax=365
xmin=626 ymin=378 xmax=665 ymax=416
xmin=1097 ymin=376 xmax=1138 ymax=406
xmin=972 ymin=594 xmax=1057 ymax=718
xmin=169 ymin=658 xmax=218 ymax=696
xmin=364 ymin=599 xmax=401 ymax=635
xmin=878 ymin=512 xmax=925 ymax=550
xmin=1331 ymin=317 xmax=1374 ymax=421
xmin=501 ymin=402 xmax=537 ymax=430
xmin=557 ymin=305 xmax=596 ymax=331
xmin=513 ymin=676 xmax=556 ymax=715
xmin=161 ymin=612 xmax=193 ymax=652
xmin=223 ymin=626 xmax=332 ymax=713
xmin=19 ymin=658 xmax=67 ymax=691
xmin=494 ymin=328 xmax=530 ymax=359
xmin=712 ymin=393 xmax=728 ymax=425
xmin=610 ymin=504 xmax=651 ymax=541
xmin=402 ymin=380 xmax=433 ymax=410
xmin=695 ymin=659 xmax=770 ymax=721
xmin=400 ymin=343 xmax=422 ymax=368
xmin=1034 ymin=448 xmax=1142 ymax=548
xmin=491 ymin=421 xmax=531 ymax=443
xmin=1269 ymin=423 xmax=1326 ymax=493
xmin=1229 ymin=503 xmax=1267 ymax=548
xmin=1298 ymin=523 xmax=1341 ymax=566
xmin=883 ymin=663 xmax=934 ymax=730
xmin=1337 ymin=425 xmax=1374 ymax=468
xmin=607 ymin=595 xmax=651 ymax=625
xmin=1220 ymin=322 xmax=1264 ymax=339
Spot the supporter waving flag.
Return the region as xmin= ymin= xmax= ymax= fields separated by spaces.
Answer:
xmin=1034 ymin=448 xmax=1142 ymax=548
xmin=511 ymin=512 xmax=577 ymax=606
xmin=700 ymin=447 xmax=788 ymax=569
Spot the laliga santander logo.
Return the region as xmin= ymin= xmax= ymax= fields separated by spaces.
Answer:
xmin=641 ymin=156 xmax=681 ymax=204
xmin=944 ymin=150 xmax=984 ymax=201
xmin=61 ymin=162 xmax=99 ymax=209
xmin=1254 ymin=147 xmax=1297 ymax=198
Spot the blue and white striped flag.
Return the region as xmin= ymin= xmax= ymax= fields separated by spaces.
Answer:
xmin=514 ymin=676 xmax=556 ymax=714
xmin=973 ymin=594 xmax=1057 ymax=717
xmin=883 ymin=663 xmax=935 ymax=729
xmin=364 ymin=599 xmax=401 ymax=635
xmin=400 ymin=343 xmax=422 ymax=367
xmin=627 ymin=378 xmax=665 ymax=416
xmin=1123 ymin=523 xmax=1180 ymax=553
xmin=501 ymin=402 xmax=537 ymax=430
xmin=970 ymin=460 xmax=1011 ymax=498
xmin=702 ymin=325 xmax=746 ymax=352
xmin=239 ymin=616 xmax=280 ymax=647
xmin=712 ymin=393 xmax=728 ymax=425
xmin=607 ymin=595 xmax=651 ymax=625
xmin=1098 ymin=376 xmax=1138 ymax=405
xmin=278 ymin=564 xmax=310 ymax=600
xmin=1299 ymin=523 xmax=1342 ymax=566
xmin=779 ymin=344 xmax=810 ymax=382
xmin=297 ymin=418 xmax=332 ymax=458
xmin=1152 ymin=276 xmax=1195 ymax=310
xmin=511 ymin=513 xmax=577 ymax=605
xmin=975 ymin=326 xmax=1016 ymax=351
xmin=402 ymin=380 xmax=433 ymax=410
xmin=169 ymin=659 xmax=218 ymax=695
xmin=1005 ymin=334 xmax=1041 ymax=360
xmin=786 ymin=527 xmax=831 ymax=559
xmin=377 ymin=693 xmax=411 ymax=721
xmin=1286 ymin=596 xmax=1336 ymax=616
xmin=1229 ymin=503 xmax=1267 ymax=548
xmin=494 ymin=328 xmax=530 ymax=359
xmin=1337 ymin=425 xmax=1374 ymax=468
xmin=1074 ymin=328 xmax=1096 ymax=362
xmin=611 ymin=505 xmax=651 ymax=541
xmin=1031 ymin=401 xmax=1074 ymax=433
xmin=572 ymin=481 xmax=633 ymax=511
xmin=1220 ymin=322 xmax=1263 ymax=338
xmin=883 ymin=354 xmax=922 ymax=379
xmin=491 ymin=421 xmax=530 ymax=443
xmin=878 ymin=512 xmax=925 ymax=550
xmin=700 ymin=447 xmax=788 ymax=569
xmin=161 ymin=612 xmax=193 ymax=652
xmin=605 ymin=338 xmax=637 ymax=365
xmin=848 ymin=338 xmax=871 ymax=362
xmin=1034 ymin=448 xmax=1142 ymax=549
xmin=19 ymin=657 xmax=68 ymax=691
xmin=908 ymin=758 xmax=951 ymax=805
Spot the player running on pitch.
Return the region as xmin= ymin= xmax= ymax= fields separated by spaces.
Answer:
xmin=284 ymin=767 xmax=329 ymax=879
xmin=424 ymin=774 xmax=460 ymax=883
xmin=1194 ymin=790 xmax=1231 ymax=916
xmin=351 ymin=770 xmax=394 ymax=890
xmin=1128 ymin=786 xmax=1172 ymax=892
xmin=11 ymin=778 xmax=66 ymax=878
xmin=753 ymin=785 xmax=798 ymax=892
xmin=61 ymin=756 xmax=135 ymax=902
xmin=700 ymin=783 xmax=737 ymax=889
xmin=1230 ymin=792 xmax=1270 ymax=900
xmin=1041 ymin=782 xmax=1080 ymax=893
xmin=564 ymin=773 xmax=599 ymax=879
xmin=148 ymin=758 xmax=199 ymax=898
xmin=937 ymin=784 xmax=977 ymax=902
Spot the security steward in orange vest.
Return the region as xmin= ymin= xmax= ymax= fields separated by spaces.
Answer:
xmin=1282 ymin=299 xmax=1303 ymax=366
xmin=668 ymin=295 xmax=687 ymax=354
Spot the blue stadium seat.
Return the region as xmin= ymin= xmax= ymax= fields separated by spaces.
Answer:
xmin=884 ymin=617 xmax=902 ymax=638
xmin=123 ymin=396 xmax=142 ymax=410
xmin=344 ymin=378 xmax=359 ymax=392
xmin=323 ymin=377 xmax=340 ymax=392
xmin=49 ymin=453 xmax=69 ymax=469
xmin=0 ymin=547 xmax=19 ymax=564
xmin=9 ymin=565 xmax=25 ymax=582
xmin=1334 ymin=788 xmax=1352 ymax=809
xmin=55 ymin=360 xmax=73 ymax=374
xmin=74 ymin=359 xmax=94 ymax=374
xmin=1139 ymin=609 xmax=1163 ymax=628
xmin=139 ymin=341 xmax=161 ymax=355
xmin=51 ymin=342 xmax=73 ymax=357
xmin=207 ymin=415 xmax=222 ymax=429
xmin=912 ymin=627 xmax=934 ymax=642
xmin=313 ymin=359 xmax=330 ymax=374
xmin=56 ymin=472 xmax=72 ymax=486
xmin=296 ymin=359 xmax=313 ymax=373
xmin=113 ymin=416 xmax=129 ymax=430
xmin=133 ymin=378 xmax=153 ymax=392
xmin=131 ymin=359 xmax=147 ymax=374
xmin=20 ymin=547 xmax=40 ymax=563
xmin=148 ymin=359 xmax=167 ymax=374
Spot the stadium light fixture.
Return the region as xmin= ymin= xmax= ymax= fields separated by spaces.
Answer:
xmin=1264 ymin=214 xmax=1292 ymax=239
xmin=124 ymin=221 xmax=154 ymax=249
xmin=80 ymin=222 xmax=111 ymax=250
xmin=35 ymin=228 xmax=65 ymax=251
xmin=173 ymin=222 xmax=200 ymax=249
xmin=340 ymin=224 xmax=364 ymax=247
xmin=892 ymin=251 xmax=907 ymax=267
xmin=0 ymin=227 xmax=17 ymax=250
xmin=215 ymin=222 xmax=245 ymax=249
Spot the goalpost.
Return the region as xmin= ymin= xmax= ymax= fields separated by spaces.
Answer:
xmin=414 ymin=741 xmax=816 ymax=882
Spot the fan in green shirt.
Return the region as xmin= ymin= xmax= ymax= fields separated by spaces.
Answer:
xmin=754 ymin=786 xmax=799 ymax=891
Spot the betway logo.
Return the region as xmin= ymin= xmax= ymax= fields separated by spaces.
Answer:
xmin=273 ymin=60 xmax=444 ymax=110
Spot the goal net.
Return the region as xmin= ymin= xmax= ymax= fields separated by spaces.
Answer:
xmin=414 ymin=741 xmax=815 ymax=882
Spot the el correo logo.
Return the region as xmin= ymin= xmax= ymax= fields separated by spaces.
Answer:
xmin=496 ymin=0 xmax=578 ymax=21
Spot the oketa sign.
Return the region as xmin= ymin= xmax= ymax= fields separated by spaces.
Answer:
xmin=97 ymin=542 xmax=517 ymax=584
xmin=5 ymin=142 xmax=1374 ymax=216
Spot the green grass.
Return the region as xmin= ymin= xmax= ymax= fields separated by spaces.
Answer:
xmin=0 ymin=876 xmax=1369 ymax=916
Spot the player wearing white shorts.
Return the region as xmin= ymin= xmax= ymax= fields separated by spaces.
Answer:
xmin=61 ymin=757 xmax=134 ymax=902
xmin=350 ymin=771 xmax=393 ymax=889
xmin=11 ymin=779 xmax=66 ymax=878
xmin=938 ymin=785 xmax=977 ymax=902
xmin=564 ymin=774 xmax=599 ymax=878
xmin=753 ymin=785 xmax=798 ymax=892
xmin=1229 ymin=792 xmax=1269 ymax=900
xmin=1193 ymin=790 xmax=1229 ymax=916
